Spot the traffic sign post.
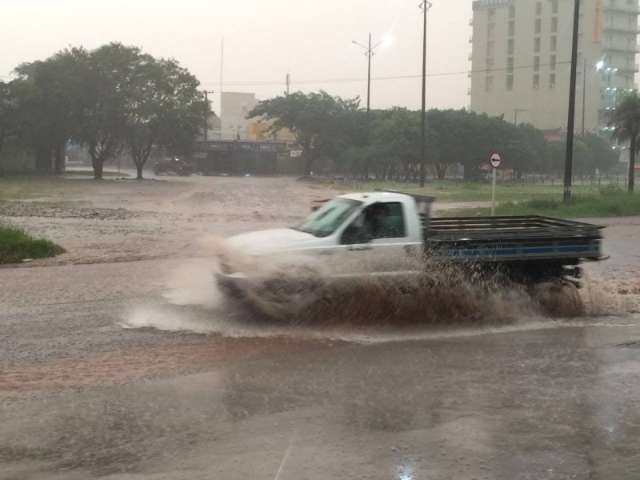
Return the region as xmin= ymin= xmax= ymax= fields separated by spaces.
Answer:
xmin=489 ymin=152 xmax=502 ymax=217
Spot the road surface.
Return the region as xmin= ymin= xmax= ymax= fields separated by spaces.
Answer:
xmin=1 ymin=176 xmax=640 ymax=480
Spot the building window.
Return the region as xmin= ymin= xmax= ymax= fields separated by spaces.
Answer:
xmin=487 ymin=40 xmax=495 ymax=57
xmin=533 ymin=74 xmax=540 ymax=89
xmin=507 ymin=57 xmax=514 ymax=73
xmin=536 ymin=2 xmax=542 ymax=16
xmin=486 ymin=76 xmax=494 ymax=92
xmin=507 ymin=75 xmax=514 ymax=91
xmin=487 ymin=57 xmax=495 ymax=68
xmin=535 ymin=18 xmax=542 ymax=34
xmin=550 ymin=54 xmax=557 ymax=70
xmin=508 ymin=20 xmax=515 ymax=36
xmin=534 ymin=56 xmax=540 ymax=71
xmin=551 ymin=36 xmax=557 ymax=51
xmin=534 ymin=37 xmax=541 ymax=53
xmin=488 ymin=22 xmax=495 ymax=34
xmin=552 ymin=0 xmax=559 ymax=14
xmin=488 ymin=8 xmax=496 ymax=19
xmin=551 ymin=17 xmax=558 ymax=33
xmin=509 ymin=5 xmax=515 ymax=19
xmin=550 ymin=73 xmax=556 ymax=89
xmin=508 ymin=38 xmax=515 ymax=55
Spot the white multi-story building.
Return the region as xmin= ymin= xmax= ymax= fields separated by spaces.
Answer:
xmin=470 ymin=0 xmax=639 ymax=133
xmin=220 ymin=92 xmax=259 ymax=140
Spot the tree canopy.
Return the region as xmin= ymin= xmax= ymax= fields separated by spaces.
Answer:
xmin=611 ymin=91 xmax=640 ymax=192
xmin=250 ymin=91 xmax=618 ymax=181
xmin=5 ymin=42 xmax=205 ymax=179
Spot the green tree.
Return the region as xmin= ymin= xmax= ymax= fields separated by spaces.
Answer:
xmin=124 ymin=57 xmax=204 ymax=180
xmin=14 ymin=48 xmax=90 ymax=173
xmin=611 ymin=91 xmax=640 ymax=192
xmin=248 ymin=91 xmax=360 ymax=175
xmin=77 ymin=43 xmax=144 ymax=179
xmin=0 ymin=81 xmax=11 ymax=159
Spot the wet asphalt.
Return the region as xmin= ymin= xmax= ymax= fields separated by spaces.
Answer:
xmin=2 ymin=177 xmax=640 ymax=479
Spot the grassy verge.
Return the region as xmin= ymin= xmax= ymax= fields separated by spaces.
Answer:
xmin=64 ymin=170 xmax=128 ymax=178
xmin=304 ymin=177 xmax=627 ymax=204
xmin=452 ymin=190 xmax=640 ymax=218
xmin=0 ymin=225 xmax=65 ymax=264
xmin=0 ymin=176 xmax=96 ymax=201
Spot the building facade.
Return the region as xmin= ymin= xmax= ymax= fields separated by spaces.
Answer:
xmin=470 ymin=0 xmax=639 ymax=133
xmin=221 ymin=92 xmax=259 ymax=140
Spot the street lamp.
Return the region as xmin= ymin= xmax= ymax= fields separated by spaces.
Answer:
xmin=419 ymin=0 xmax=433 ymax=188
xmin=352 ymin=33 xmax=392 ymax=112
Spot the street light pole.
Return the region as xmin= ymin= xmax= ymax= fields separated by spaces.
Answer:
xmin=353 ymin=33 xmax=384 ymax=113
xmin=419 ymin=0 xmax=432 ymax=188
xmin=514 ymin=108 xmax=527 ymax=125
xmin=564 ymin=0 xmax=581 ymax=203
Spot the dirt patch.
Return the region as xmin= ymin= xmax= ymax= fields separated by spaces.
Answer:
xmin=0 ymin=176 xmax=334 ymax=266
xmin=0 ymin=335 xmax=331 ymax=397
xmin=0 ymin=202 xmax=145 ymax=221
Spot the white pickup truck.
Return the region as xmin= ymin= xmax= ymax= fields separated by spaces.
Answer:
xmin=216 ymin=191 xmax=604 ymax=302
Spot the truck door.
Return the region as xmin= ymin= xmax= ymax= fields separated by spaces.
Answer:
xmin=338 ymin=202 xmax=416 ymax=276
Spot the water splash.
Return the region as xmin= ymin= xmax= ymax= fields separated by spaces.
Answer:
xmin=120 ymin=238 xmax=640 ymax=342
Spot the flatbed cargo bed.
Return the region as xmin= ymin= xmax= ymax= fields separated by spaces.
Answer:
xmin=423 ymin=215 xmax=603 ymax=262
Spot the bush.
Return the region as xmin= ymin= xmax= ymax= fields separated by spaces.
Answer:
xmin=0 ymin=226 xmax=65 ymax=264
xmin=599 ymin=185 xmax=625 ymax=196
xmin=524 ymin=198 xmax=560 ymax=210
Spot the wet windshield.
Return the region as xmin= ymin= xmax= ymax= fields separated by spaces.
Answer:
xmin=295 ymin=198 xmax=362 ymax=237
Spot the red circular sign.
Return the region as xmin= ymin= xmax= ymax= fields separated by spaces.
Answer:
xmin=489 ymin=152 xmax=502 ymax=168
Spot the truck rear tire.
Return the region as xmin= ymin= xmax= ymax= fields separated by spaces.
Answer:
xmin=531 ymin=281 xmax=585 ymax=317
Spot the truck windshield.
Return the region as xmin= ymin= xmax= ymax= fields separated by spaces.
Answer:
xmin=295 ymin=198 xmax=362 ymax=238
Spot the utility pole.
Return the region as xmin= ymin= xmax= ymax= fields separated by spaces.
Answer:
xmin=203 ymin=90 xmax=214 ymax=142
xmin=581 ymin=57 xmax=587 ymax=135
xmin=564 ymin=0 xmax=581 ymax=203
xmin=286 ymin=73 xmax=291 ymax=95
xmin=366 ymin=33 xmax=372 ymax=112
xmin=220 ymin=37 xmax=224 ymax=139
xmin=419 ymin=1 xmax=432 ymax=188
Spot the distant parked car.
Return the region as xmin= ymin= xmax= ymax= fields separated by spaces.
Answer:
xmin=153 ymin=157 xmax=193 ymax=176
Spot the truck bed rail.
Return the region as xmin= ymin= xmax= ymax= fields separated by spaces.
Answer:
xmin=421 ymin=215 xmax=603 ymax=262
xmin=423 ymin=215 xmax=603 ymax=242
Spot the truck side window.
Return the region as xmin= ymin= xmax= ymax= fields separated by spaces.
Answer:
xmin=341 ymin=202 xmax=406 ymax=244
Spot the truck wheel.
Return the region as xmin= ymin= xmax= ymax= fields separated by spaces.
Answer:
xmin=241 ymin=271 xmax=326 ymax=322
xmin=531 ymin=281 xmax=585 ymax=317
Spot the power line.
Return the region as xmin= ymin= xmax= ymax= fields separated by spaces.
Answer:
xmin=201 ymin=61 xmax=572 ymax=88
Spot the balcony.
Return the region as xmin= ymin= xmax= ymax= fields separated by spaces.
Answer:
xmin=602 ymin=42 xmax=640 ymax=54
xmin=603 ymin=24 xmax=640 ymax=34
xmin=617 ymin=63 xmax=640 ymax=73
xmin=603 ymin=5 xmax=640 ymax=15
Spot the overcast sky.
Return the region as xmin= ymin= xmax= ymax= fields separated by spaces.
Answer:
xmin=0 ymin=0 xmax=473 ymax=113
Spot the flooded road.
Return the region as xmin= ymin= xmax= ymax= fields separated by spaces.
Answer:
xmin=2 ymin=176 xmax=640 ymax=479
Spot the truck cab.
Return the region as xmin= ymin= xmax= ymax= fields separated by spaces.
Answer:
xmin=227 ymin=192 xmax=426 ymax=258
